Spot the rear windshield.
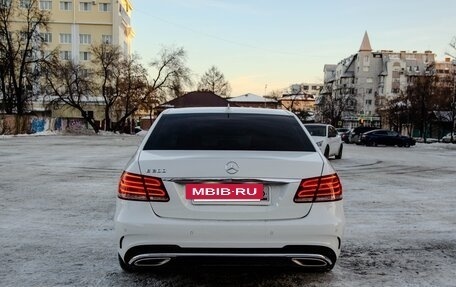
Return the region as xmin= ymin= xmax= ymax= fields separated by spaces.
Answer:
xmin=144 ymin=113 xmax=315 ymax=151
xmin=305 ymin=125 xmax=326 ymax=137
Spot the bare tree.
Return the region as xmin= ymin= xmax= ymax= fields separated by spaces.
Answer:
xmin=197 ymin=66 xmax=231 ymax=97
xmin=405 ymin=74 xmax=438 ymax=142
xmin=382 ymin=92 xmax=412 ymax=135
xmin=445 ymin=38 xmax=456 ymax=143
xmin=91 ymin=44 xmax=122 ymax=131
xmin=113 ymin=46 xmax=191 ymax=131
xmin=279 ymin=84 xmax=315 ymax=116
xmin=147 ymin=46 xmax=191 ymax=99
xmin=42 ymin=57 xmax=99 ymax=133
xmin=318 ymin=83 xmax=355 ymax=127
xmin=111 ymin=53 xmax=149 ymax=133
xmin=0 ymin=0 xmax=50 ymax=115
xmin=266 ymin=89 xmax=285 ymax=100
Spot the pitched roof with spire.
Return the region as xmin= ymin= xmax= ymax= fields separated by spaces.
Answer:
xmin=359 ymin=31 xmax=372 ymax=52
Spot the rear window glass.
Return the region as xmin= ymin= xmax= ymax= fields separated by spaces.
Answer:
xmin=144 ymin=113 xmax=315 ymax=151
xmin=305 ymin=125 xmax=326 ymax=137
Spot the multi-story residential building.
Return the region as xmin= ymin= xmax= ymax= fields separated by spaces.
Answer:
xmin=299 ymin=83 xmax=323 ymax=96
xmin=41 ymin=0 xmax=134 ymax=61
xmin=319 ymin=32 xmax=436 ymax=128
xmin=20 ymin=0 xmax=135 ymax=124
xmin=434 ymin=57 xmax=456 ymax=79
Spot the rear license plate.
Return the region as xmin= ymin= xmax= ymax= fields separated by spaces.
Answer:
xmin=186 ymin=183 xmax=265 ymax=202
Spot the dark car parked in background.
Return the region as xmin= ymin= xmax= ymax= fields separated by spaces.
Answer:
xmin=360 ymin=129 xmax=416 ymax=147
xmin=336 ymin=128 xmax=350 ymax=144
xmin=349 ymin=126 xmax=377 ymax=144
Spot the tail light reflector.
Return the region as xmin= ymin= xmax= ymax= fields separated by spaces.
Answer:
xmin=294 ymin=174 xmax=342 ymax=203
xmin=118 ymin=172 xmax=169 ymax=202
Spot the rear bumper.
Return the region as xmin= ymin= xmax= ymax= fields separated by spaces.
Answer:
xmin=115 ymin=200 xmax=345 ymax=265
xmin=123 ymin=245 xmax=337 ymax=269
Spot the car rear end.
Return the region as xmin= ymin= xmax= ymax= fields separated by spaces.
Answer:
xmin=115 ymin=107 xmax=345 ymax=271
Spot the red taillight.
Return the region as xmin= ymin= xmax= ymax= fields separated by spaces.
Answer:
xmin=118 ymin=172 xmax=169 ymax=202
xmin=294 ymin=174 xmax=342 ymax=203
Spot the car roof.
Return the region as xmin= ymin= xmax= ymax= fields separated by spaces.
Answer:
xmin=161 ymin=107 xmax=294 ymax=116
xmin=365 ymin=129 xmax=389 ymax=133
xmin=353 ymin=126 xmax=376 ymax=131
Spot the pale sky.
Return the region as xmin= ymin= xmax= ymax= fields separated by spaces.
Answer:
xmin=132 ymin=0 xmax=456 ymax=96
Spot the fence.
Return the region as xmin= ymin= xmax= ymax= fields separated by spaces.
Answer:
xmin=0 ymin=115 xmax=93 ymax=135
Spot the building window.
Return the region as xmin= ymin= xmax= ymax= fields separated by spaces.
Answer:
xmin=101 ymin=35 xmax=112 ymax=44
xmin=0 ymin=0 xmax=12 ymax=8
xmin=80 ymin=2 xmax=92 ymax=11
xmin=39 ymin=0 xmax=51 ymax=10
xmin=19 ymin=0 xmax=31 ymax=8
xmin=389 ymin=54 xmax=399 ymax=59
xmin=366 ymin=78 xmax=373 ymax=83
xmin=60 ymin=1 xmax=72 ymax=10
xmin=415 ymin=66 xmax=420 ymax=72
xmin=79 ymin=51 xmax=91 ymax=61
xmin=60 ymin=51 xmax=72 ymax=60
xmin=99 ymin=3 xmax=111 ymax=12
xmin=365 ymin=100 xmax=372 ymax=105
xmin=363 ymin=66 xmax=369 ymax=72
xmin=367 ymin=88 xmax=373 ymax=94
xmin=40 ymin=32 xmax=52 ymax=43
xmin=59 ymin=33 xmax=71 ymax=44
xmin=79 ymin=34 xmax=91 ymax=45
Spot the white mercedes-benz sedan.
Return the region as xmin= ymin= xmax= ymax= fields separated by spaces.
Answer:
xmin=115 ymin=107 xmax=345 ymax=272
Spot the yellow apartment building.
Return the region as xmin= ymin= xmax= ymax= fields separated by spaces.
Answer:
xmin=6 ymin=0 xmax=136 ymax=125
xmin=38 ymin=0 xmax=134 ymax=62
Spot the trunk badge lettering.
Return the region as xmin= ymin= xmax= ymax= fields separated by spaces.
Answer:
xmin=146 ymin=169 xmax=167 ymax=174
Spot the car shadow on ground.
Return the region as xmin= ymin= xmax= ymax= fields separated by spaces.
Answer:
xmin=106 ymin=265 xmax=333 ymax=287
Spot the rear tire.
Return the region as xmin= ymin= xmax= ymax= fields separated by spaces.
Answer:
xmin=324 ymin=146 xmax=330 ymax=159
xmin=335 ymin=144 xmax=343 ymax=159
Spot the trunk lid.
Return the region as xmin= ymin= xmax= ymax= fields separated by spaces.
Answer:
xmin=138 ymin=150 xmax=324 ymax=220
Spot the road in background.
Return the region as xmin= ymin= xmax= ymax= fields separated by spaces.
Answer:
xmin=0 ymin=136 xmax=455 ymax=286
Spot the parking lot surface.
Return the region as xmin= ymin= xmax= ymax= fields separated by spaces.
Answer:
xmin=1 ymin=135 xmax=455 ymax=286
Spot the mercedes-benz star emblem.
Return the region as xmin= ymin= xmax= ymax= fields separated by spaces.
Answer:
xmin=225 ymin=161 xmax=239 ymax=174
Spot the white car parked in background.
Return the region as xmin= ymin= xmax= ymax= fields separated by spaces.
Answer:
xmin=115 ymin=107 xmax=345 ymax=272
xmin=304 ymin=124 xmax=343 ymax=159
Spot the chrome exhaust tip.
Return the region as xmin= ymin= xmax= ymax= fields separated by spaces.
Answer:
xmin=131 ymin=257 xmax=171 ymax=267
xmin=291 ymin=255 xmax=332 ymax=267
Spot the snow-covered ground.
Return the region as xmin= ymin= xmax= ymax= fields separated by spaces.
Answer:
xmin=0 ymin=135 xmax=455 ymax=286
